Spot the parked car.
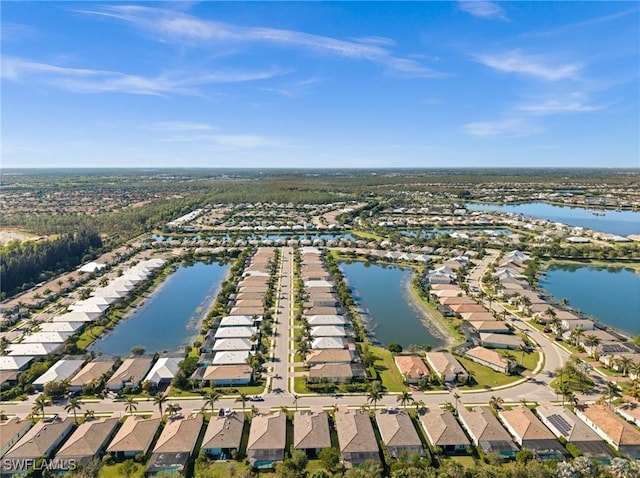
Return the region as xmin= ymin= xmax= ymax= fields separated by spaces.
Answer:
xmin=250 ymin=395 xmax=264 ymax=401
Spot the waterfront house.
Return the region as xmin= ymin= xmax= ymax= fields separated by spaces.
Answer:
xmin=468 ymin=321 xmax=510 ymax=334
xmin=424 ymin=352 xmax=468 ymax=383
xmin=616 ymin=404 xmax=640 ymax=427
xmin=0 ymin=418 xmax=32 ymax=459
xmin=419 ymin=408 xmax=470 ymax=453
xmin=479 ymin=333 xmax=525 ymax=350
xmin=394 ymin=355 xmax=431 ymax=384
xmin=0 ymin=356 xmax=33 ymax=372
xmin=144 ymin=356 xmax=182 ymax=387
xmin=311 ymin=337 xmax=345 ymax=349
xmin=202 ymin=412 xmax=245 ymax=460
xmin=106 ymin=416 xmax=162 ymax=459
xmin=465 ymin=346 xmax=514 ymax=373
xmin=498 ymin=406 xmax=567 ymax=460
xmin=8 ymin=342 xmax=63 ymax=356
xmin=536 ymin=405 xmax=613 ymax=462
xmin=457 ymin=407 xmax=518 ymax=458
xmin=212 ymin=338 xmax=254 ymax=352
xmin=294 ymin=409 xmax=331 ymax=458
xmin=38 ymin=321 xmax=84 ymax=333
xmin=335 ymin=407 xmax=381 ymax=466
xmin=106 ymin=357 xmax=154 ymax=392
xmin=307 ymin=315 xmax=347 ymax=326
xmin=55 ymin=418 xmax=119 ymax=470
xmin=196 ymin=364 xmax=253 ymax=387
xmin=219 ymin=315 xmax=259 ymax=327
xmin=305 ymin=349 xmax=356 ymax=366
xmin=21 ymin=331 xmax=73 ymax=344
xmin=32 ymin=359 xmax=86 ymax=391
xmin=212 ymin=351 xmax=251 ymax=366
xmin=310 ymin=326 xmax=347 ymax=338
xmin=1 ymin=418 xmax=74 ymax=476
xmin=575 ymin=403 xmax=640 ymax=459
xmin=560 ymin=319 xmax=595 ymax=332
xmin=247 ymin=411 xmax=287 ymax=468
xmin=375 ymin=411 xmax=424 ymax=458
xmin=146 ymin=415 xmax=204 ymax=477
xmin=214 ymin=326 xmax=258 ymax=339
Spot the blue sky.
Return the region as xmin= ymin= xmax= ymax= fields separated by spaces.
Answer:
xmin=2 ymin=1 xmax=638 ymax=168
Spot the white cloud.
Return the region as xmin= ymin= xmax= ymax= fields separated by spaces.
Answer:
xmin=75 ymin=5 xmax=444 ymax=78
xmin=464 ymin=117 xmax=541 ymax=137
xmin=145 ymin=121 xmax=216 ymax=132
xmin=1 ymin=56 xmax=286 ymax=96
xmin=475 ymin=50 xmax=582 ymax=81
xmin=459 ymin=1 xmax=508 ymax=21
xmin=517 ymin=93 xmax=607 ymax=115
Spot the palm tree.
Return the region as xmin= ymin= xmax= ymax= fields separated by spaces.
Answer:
xmin=153 ymin=392 xmax=169 ymax=417
xmin=166 ymin=403 xmax=181 ymax=418
xmin=64 ymin=398 xmax=83 ymax=424
xmin=616 ymin=356 xmax=632 ymax=376
xmin=292 ymin=394 xmax=299 ymax=412
xmin=124 ymin=397 xmax=138 ymax=416
xmin=563 ymin=389 xmax=578 ymax=408
xmin=605 ymin=382 xmax=621 ymax=408
xmin=33 ymin=395 xmax=50 ymax=420
xmin=569 ymin=326 xmax=585 ymax=347
xmin=0 ymin=337 xmax=9 ymax=356
xmin=584 ymin=334 xmax=601 ymax=357
xmin=204 ymin=389 xmax=222 ymax=416
xmin=84 ymin=409 xmax=95 ymax=421
xmin=367 ymin=382 xmax=384 ymax=411
xmin=628 ymin=380 xmax=640 ymax=403
xmin=452 ymin=392 xmax=460 ymax=415
xmin=629 ymin=362 xmax=640 ymax=380
xmin=235 ymin=392 xmax=248 ymax=415
xmin=489 ymin=395 xmax=503 ymax=411
xmin=296 ymin=339 xmax=311 ymax=362
xmin=397 ymin=391 xmax=414 ymax=411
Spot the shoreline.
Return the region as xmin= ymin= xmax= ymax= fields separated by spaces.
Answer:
xmin=402 ymin=274 xmax=456 ymax=348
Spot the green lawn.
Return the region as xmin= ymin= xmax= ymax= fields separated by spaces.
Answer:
xmin=457 ymin=356 xmax=520 ymax=390
xmin=518 ymin=351 xmax=540 ymax=372
xmin=370 ymin=346 xmax=406 ymax=392
xmin=351 ymin=230 xmax=386 ymax=241
xmin=409 ymin=284 xmax=466 ymax=344
xmin=194 ymin=461 xmax=252 ymax=478
xmin=99 ymin=462 xmax=144 ymax=478
xmin=293 ymin=376 xmax=310 ymax=394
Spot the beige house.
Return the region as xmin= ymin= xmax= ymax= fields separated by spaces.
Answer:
xmin=146 ymin=415 xmax=204 ymax=476
xmin=419 ymin=408 xmax=470 ymax=453
xmin=201 ymin=413 xmax=245 ymax=459
xmin=465 ymin=346 xmax=514 ymax=373
xmin=55 ymin=418 xmax=119 ymax=470
xmin=294 ymin=409 xmax=331 ymax=457
xmin=247 ymin=411 xmax=287 ymax=468
xmin=106 ymin=416 xmax=162 ymax=459
xmin=0 ymin=418 xmax=32 ymax=459
xmin=424 ymin=352 xmax=468 ymax=383
xmin=335 ymin=407 xmax=381 ymax=467
xmin=457 ymin=407 xmax=518 ymax=458
xmin=575 ymin=403 xmax=640 ymax=459
xmin=499 ymin=406 xmax=567 ymax=460
xmin=375 ymin=411 xmax=423 ymax=458
xmin=394 ymin=355 xmax=430 ymax=384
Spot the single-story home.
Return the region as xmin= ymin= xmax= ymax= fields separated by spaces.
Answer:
xmin=479 ymin=333 xmax=525 ymax=350
xmin=0 ymin=418 xmax=33 ymax=459
xmin=575 ymin=403 xmax=640 ymax=459
xmin=375 ymin=411 xmax=424 ymax=458
xmin=457 ymin=407 xmax=518 ymax=458
xmin=424 ymin=352 xmax=468 ymax=383
xmin=144 ymin=357 xmax=182 ymax=387
xmin=465 ymin=346 xmax=514 ymax=374
xmin=335 ymin=407 xmax=381 ymax=466
xmin=201 ymin=412 xmax=245 ymax=460
xmin=32 ymin=359 xmax=86 ymax=391
xmin=195 ymin=364 xmax=253 ymax=387
xmin=294 ymin=409 xmax=331 ymax=458
xmin=55 ymin=418 xmax=120 ymax=470
xmin=308 ymin=363 xmax=366 ymax=383
xmin=106 ymin=416 xmax=162 ymax=459
xmin=146 ymin=415 xmax=204 ymax=476
xmin=305 ymin=349 xmax=356 ymax=366
xmin=394 ymin=355 xmax=431 ymax=384
xmin=68 ymin=357 xmax=119 ymax=392
xmin=469 ymin=321 xmax=510 ymax=334
xmin=419 ymin=408 xmax=470 ymax=453
xmin=499 ymin=406 xmax=567 ymax=460
xmin=106 ymin=357 xmax=154 ymax=391
xmin=247 ymin=411 xmax=287 ymax=468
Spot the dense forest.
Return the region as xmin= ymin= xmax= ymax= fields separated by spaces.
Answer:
xmin=0 ymin=229 xmax=102 ymax=297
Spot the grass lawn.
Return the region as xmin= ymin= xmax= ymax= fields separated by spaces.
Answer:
xmin=441 ymin=455 xmax=477 ymax=468
xmin=409 ymin=284 xmax=466 ymax=344
xmin=370 ymin=346 xmax=406 ymax=392
xmin=194 ymin=461 xmax=252 ymax=478
xmin=351 ymin=230 xmax=386 ymax=241
xmin=518 ymin=351 xmax=540 ymax=372
xmin=294 ymin=376 xmax=311 ymax=394
xmin=457 ymin=356 xmax=520 ymax=390
xmin=99 ymin=462 xmax=145 ymax=478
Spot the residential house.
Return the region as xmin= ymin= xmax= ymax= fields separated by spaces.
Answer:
xmin=536 ymin=405 xmax=613 ymax=462
xmin=55 ymin=418 xmax=119 ymax=470
xmin=201 ymin=413 xmax=245 ymax=460
xmin=68 ymin=357 xmax=118 ymax=393
xmin=457 ymin=407 xmax=518 ymax=458
xmin=294 ymin=409 xmax=331 ymax=458
xmin=375 ymin=411 xmax=424 ymax=458
xmin=8 ymin=342 xmax=63 ymax=356
xmin=465 ymin=346 xmax=514 ymax=374
xmin=1 ymin=418 xmax=74 ymax=476
xmin=247 ymin=411 xmax=287 ymax=468
xmin=419 ymin=408 xmax=470 ymax=453
xmin=575 ymin=403 xmax=640 ymax=459
xmin=195 ymin=364 xmax=253 ymax=387
xmin=334 ymin=407 xmax=381 ymax=466
xmin=394 ymin=355 xmax=431 ymax=384
xmin=305 ymin=349 xmax=356 ymax=366
xmin=468 ymin=321 xmax=510 ymax=334
xmin=146 ymin=415 xmax=204 ymax=476
xmin=479 ymin=333 xmax=525 ymax=350
xmin=616 ymin=404 xmax=640 ymax=427
xmin=106 ymin=416 xmax=162 ymax=459
xmin=499 ymin=406 xmax=567 ymax=460
xmin=425 ymin=352 xmax=468 ymax=383
xmin=311 ymin=337 xmax=345 ymax=349
xmin=0 ymin=418 xmax=32 ymax=459
xmin=106 ymin=357 xmax=153 ymax=391
xmin=32 ymin=359 xmax=86 ymax=391
xmin=144 ymin=357 xmax=182 ymax=387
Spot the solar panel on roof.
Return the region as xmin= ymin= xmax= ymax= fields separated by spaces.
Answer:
xmin=547 ymin=414 xmax=572 ymax=437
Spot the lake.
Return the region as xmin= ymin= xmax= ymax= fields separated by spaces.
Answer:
xmin=339 ymin=261 xmax=443 ymax=348
xmin=466 ymin=202 xmax=640 ymax=237
xmin=540 ymin=264 xmax=640 ymax=336
xmin=91 ymin=261 xmax=229 ymax=355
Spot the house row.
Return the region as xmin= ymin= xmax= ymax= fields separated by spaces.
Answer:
xmin=300 ymin=248 xmax=365 ymax=383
